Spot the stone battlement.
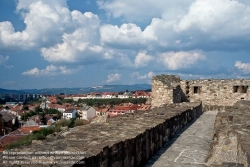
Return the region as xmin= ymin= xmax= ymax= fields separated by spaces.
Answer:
xmin=152 ymin=74 xmax=250 ymax=107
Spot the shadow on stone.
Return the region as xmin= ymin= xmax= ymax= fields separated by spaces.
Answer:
xmin=144 ymin=113 xmax=202 ymax=167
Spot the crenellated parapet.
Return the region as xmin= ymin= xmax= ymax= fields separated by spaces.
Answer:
xmin=152 ymin=74 xmax=250 ymax=107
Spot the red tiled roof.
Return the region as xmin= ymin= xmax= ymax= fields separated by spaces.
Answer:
xmin=49 ymin=104 xmax=66 ymax=109
xmin=94 ymin=107 xmax=109 ymax=113
xmin=19 ymin=126 xmax=40 ymax=134
xmin=0 ymin=135 xmax=26 ymax=151
xmin=115 ymin=105 xmax=139 ymax=110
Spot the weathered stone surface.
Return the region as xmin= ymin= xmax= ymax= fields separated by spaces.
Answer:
xmin=181 ymin=79 xmax=250 ymax=106
xmin=0 ymin=103 xmax=202 ymax=167
xmin=151 ymin=75 xmax=186 ymax=107
xmin=206 ymin=100 xmax=250 ymax=167
xmin=145 ymin=111 xmax=218 ymax=167
xmin=151 ymin=74 xmax=250 ymax=107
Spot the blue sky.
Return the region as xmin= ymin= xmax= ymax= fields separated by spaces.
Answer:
xmin=0 ymin=0 xmax=250 ymax=89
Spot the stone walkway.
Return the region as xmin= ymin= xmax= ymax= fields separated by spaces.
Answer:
xmin=145 ymin=111 xmax=218 ymax=167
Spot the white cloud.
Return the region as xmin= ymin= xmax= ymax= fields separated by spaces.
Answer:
xmin=0 ymin=0 xmax=103 ymax=54
xmin=106 ymin=73 xmax=121 ymax=83
xmin=0 ymin=55 xmax=9 ymax=65
xmin=159 ymin=51 xmax=206 ymax=70
xmin=0 ymin=0 xmax=72 ymax=49
xmin=97 ymin=0 xmax=192 ymax=22
xmin=132 ymin=71 xmax=155 ymax=79
xmin=177 ymin=0 xmax=250 ymax=39
xmin=134 ymin=52 xmax=154 ymax=68
xmin=235 ymin=61 xmax=250 ymax=74
xmin=100 ymin=23 xmax=156 ymax=48
xmin=147 ymin=71 xmax=155 ymax=78
xmin=0 ymin=55 xmax=13 ymax=68
xmin=99 ymin=0 xmax=250 ymax=52
xmin=22 ymin=65 xmax=80 ymax=76
xmin=41 ymin=13 xmax=101 ymax=63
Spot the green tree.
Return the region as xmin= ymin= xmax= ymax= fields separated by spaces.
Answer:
xmin=21 ymin=113 xmax=29 ymax=121
xmin=40 ymin=113 xmax=47 ymax=125
xmin=75 ymin=112 xmax=81 ymax=119
xmin=35 ymin=106 xmax=43 ymax=114
xmin=68 ymin=119 xmax=75 ymax=128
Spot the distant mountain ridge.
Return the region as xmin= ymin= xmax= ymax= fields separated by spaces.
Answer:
xmin=0 ymin=84 xmax=152 ymax=95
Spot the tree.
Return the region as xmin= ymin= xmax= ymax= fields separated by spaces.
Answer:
xmin=68 ymin=119 xmax=75 ymax=128
xmin=35 ymin=106 xmax=43 ymax=114
xmin=75 ymin=112 xmax=81 ymax=119
xmin=13 ymin=117 xmax=20 ymax=130
xmin=21 ymin=113 xmax=29 ymax=121
xmin=40 ymin=112 xmax=47 ymax=125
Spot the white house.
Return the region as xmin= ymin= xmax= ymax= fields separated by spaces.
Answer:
xmin=49 ymin=104 xmax=66 ymax=113
xmin=118 ymin=92 xmax=133 ymax=98
xmin=63 ymin=108 xmax=77 ymax=119
xmin=78 ymin=106 xmax=96 ymax=120
xmin=40 ymin=101 xmax=51 ymax=109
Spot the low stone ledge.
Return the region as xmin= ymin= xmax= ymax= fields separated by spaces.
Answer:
xmin=206 ymin=100 xmax=250 ymax=166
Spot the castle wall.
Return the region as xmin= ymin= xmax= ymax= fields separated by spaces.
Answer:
xmin=76 ymin=103 xmax=202 ymax=167
xmin=5 ymin=103 xmax=202 ymax=167
xmin=185 ymin=79 xmax=250 ymax=106
xmin=151 ymin=75 xmax=184 ymax=108
xmin=152 ymin=74 xmax=250 ymax=107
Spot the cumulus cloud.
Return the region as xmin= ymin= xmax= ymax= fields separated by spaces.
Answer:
xmin=106 ymin=73 xmax=121 ymax=83
xmin=1 ymin=0 xmax=250 ymax=80
xmin=41 ymin=11 xmax=102 ymax=63
xmin=177 ymin=0 xmax=250 ymax=39
xmin=235 ymin=61 xmax=250 ymax=74
xmin=100 ymin=23 xmax=156 ymax=49
xmin=97 ymin=0 xmax=192 ymax=22
xmin=0 ymin=0 xmax=72 ymax=49
xmin=22 ymin=65 xmax=80 ymax=76
xmin=0 ymin=0 xmax=103 ymax=56
xmin=99 ymin=0 xmax=250 ymax=52
xmin=159 ymin=51 xmax=206 ymax=70
xmin=134 ymin=52 xmax=154 ymax=68
xmin=132 ymin=71 xmax=155 ymax=79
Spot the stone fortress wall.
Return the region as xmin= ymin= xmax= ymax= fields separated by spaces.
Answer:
xmin=151 ymin=75 xmax=186 ymax=108
xmin=151 ymin=74 xmax=250 ymax=166
xmin=1 ymin=103 xmax=202 ymax=167
xmin=152 ymin=75 xmax=250 ymax=107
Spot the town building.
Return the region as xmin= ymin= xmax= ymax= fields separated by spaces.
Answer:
xmin=63 ymin=108 xmax=77 ymax=119
xmin=78 ymin=106 xmax=96 ymax=120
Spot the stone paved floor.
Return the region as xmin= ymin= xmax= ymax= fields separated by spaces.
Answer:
xmin=145 ymin=111 xmax=218 ymax=167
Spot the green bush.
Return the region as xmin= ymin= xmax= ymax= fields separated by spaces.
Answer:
xmin=5 ymin=133 xmax=46 ymax=150
xmin=56 ymin=119 xmax=71 ymax=127
xmin=68 ymin=119 xmax=75 ymax=128
xmin=75 ymin=119 xmax=89 ymax=126
xmin=5 ymin=118 xmax=89 ymax=150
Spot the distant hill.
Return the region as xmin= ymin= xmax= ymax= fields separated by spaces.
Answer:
xmin=0 ymin=84 xmax=152 ymax=95
xmin=0 ymin=88 xmax=26 ymax=94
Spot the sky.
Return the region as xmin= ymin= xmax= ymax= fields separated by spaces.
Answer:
xmin=0 ymin=0 xmax=250 ymax=89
